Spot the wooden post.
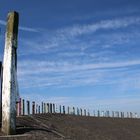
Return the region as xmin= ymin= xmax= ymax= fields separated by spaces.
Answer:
xmin=19 ymin=98 xmax=21 ymax=116
xmin=84 ymin=109 xmax=86 ymax=116
xmin=80 ymin=108 xmax=82 ymax=116
xmin=0 ymin=62 xmax=2 ymax=124
xmin=98 ymin=110 xmax=100 ymax=117
xmin=59 ymin=105 xmax=61 ymax=114
xmin=50 ymin=103 xmax=52 ymax=114
xmin=73 ymin=107 xmax=75 ymax=115
xmin=41 ymin=102 xmax=44 ymax=113
xmin=2 ymin=11 xmax=19 ymax=135
xmin=32 ymin=102 xmax=35 ymax=115
xmin=67 ymin=106 xmax=70 ymax=115
xmin=47 ymin=103 xmax=49 ymax=113
xmin=27 ymin=101 xmax=30 ymax=115
xmin=53 ymin=104 xmax=55 ymax=113
xmin=38 ymin=105 xmax=40 ymax=114
xmin=36 ymin=104 xmax=38 ymax=114
xmin=22 ymin=99 xmax=25 ymax=115
xmin=63 ymin=106 xmax=65 ymax=114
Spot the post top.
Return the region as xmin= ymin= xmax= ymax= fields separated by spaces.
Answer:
xmin=8 ymin=11 xmax=19 ymax=16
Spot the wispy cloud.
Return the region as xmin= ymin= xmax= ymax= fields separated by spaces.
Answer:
xmin=18 ymin=59 xmax=140 ymax=75
xmin=0 ymin=19 xmax=39 ymax=32
xmin=58 ymin=16 xmax=140 ymax=37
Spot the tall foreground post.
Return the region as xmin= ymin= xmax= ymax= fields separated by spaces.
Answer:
xmin=2 ymin=11 xmax=19 ymax=135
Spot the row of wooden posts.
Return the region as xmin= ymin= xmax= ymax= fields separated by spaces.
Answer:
xmin=16 ymin=98 xmax=139 ymax=119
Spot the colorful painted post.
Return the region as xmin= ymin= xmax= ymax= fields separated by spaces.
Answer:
xmin=27 ymin=101 xmax=30 ymax=115
xmin=2 ymin=11 xmax=19 ymax=135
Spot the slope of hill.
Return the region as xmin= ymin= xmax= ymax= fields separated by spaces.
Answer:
xmin=0 ymin=114 xmax=140 ymax=140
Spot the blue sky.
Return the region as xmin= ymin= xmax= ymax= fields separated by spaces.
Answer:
xmin=0 ymin=0 xmax=140 ymax=115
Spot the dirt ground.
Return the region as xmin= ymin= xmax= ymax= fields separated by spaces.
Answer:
xmin=0 ymin=114 xmax=140 ymax=140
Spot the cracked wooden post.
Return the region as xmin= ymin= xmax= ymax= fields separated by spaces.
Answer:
xmin=2 ymin=11 xmax=19 ymax=135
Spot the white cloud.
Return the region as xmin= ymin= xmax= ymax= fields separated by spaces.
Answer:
xmin=58 ymin=16 xmax=140 ymax=37
xmin=0 ymin=19 xmax=39 ymax=32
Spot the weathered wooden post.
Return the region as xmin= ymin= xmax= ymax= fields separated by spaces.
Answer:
xmin=93 ymin=110 xmax=95 ymax=117
xmin=63 ymin=106 xmax=65 ymax=114
xmin=127 ymin=112 xmax=129 ymax=118
xmin=22 ymin=99 xmax=25 ymax=115
xmin=84 ymin=109 xmax=86 ymax=116
xmin=47 ymin=103 xmax=49 ymax=113
xmin=88 ymin=110 xmax=90 ymax=116
xmin=50 ymin=103 xmax=52 ymax=114
xmin=53 ymin=104 xmax=55 ymax=113
xmin=36 ymin=104 xmax=38 ymax=114
xmin=80 ymin=108 xmax=82 ymax=116
xmin=97 ymin=110 xmax=100 ymax=117
xmin=2 ymin=11 xmax=19 ymax=135
xmin=67 ymin=106 xmax=70 ymax=115
xmin=32 ymin=101 xmax=35 ymax=115
xmin=27 ymin=101 xmax=30 ymax=115
xmin=0 ymin=62 xmax=2 ymax=123
xmin=77 ymin=108 xmax=79 ymax=115
xmin=41 ymin=102 xmax=44 ymax=114
xmin=112 ymin=111 xmax=114 ymax=118
xmin=38 ymin=105 xmax=40 ymax=114
xmin=44 ymin=103 xmax=46 ymax=113
xmin=59 ymin=105 xmax=62 ymax=114
xmin=73 ymin=107 xmax=75 ymax=115
xmin=19 ymin=98 xmax=21 ymax=116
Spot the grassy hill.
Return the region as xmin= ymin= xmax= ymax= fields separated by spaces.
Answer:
xmin=0 ymin=114 xmax=140 ymax=140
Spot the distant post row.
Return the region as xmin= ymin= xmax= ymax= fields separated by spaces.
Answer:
xmin=16 ymin=98 xmax=139 ymax=119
